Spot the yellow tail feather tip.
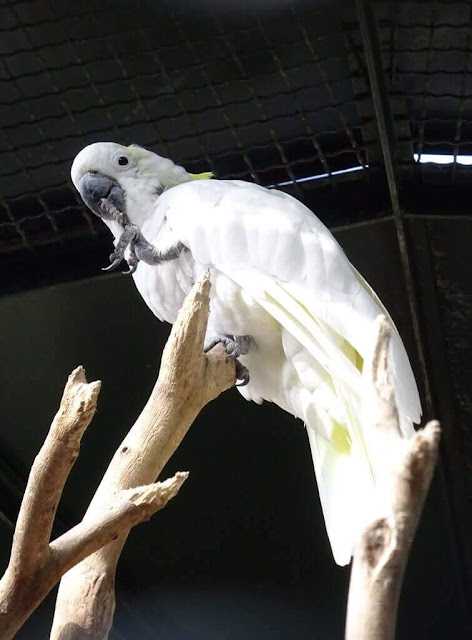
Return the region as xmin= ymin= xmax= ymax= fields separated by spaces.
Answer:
xmin=189 ymin=171 xmax=213 ymax=180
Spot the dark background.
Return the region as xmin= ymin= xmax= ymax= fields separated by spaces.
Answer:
xmin=1 ymin=0 xmax=472 ymax=637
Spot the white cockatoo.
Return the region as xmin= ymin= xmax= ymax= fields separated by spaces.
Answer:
xmin=71 ymin=142 xmax=421 ymax=565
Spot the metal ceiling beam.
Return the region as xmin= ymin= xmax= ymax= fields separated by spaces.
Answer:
xmin=331 ymin=215 xmax=393 ymax=234
xmin=405 ymin=214 xmax=472 ymax=221
xmin=357 ymin=0 xmax=472 ymax=608
xmin=356 ymin=0 xmax=401 ymax=216
xmin=356 ymin=0 xmax=433 ymax=412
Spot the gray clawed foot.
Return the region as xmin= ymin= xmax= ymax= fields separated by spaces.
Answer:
xmin=204 ymin=335 xmax=254 ymax=358
xmin=122 ymin=244 xmax=139 ymax=274
xmin=102 ymin=249 xmax=137 ymax=274
xmin=102 ymin=224 xmax=140 ymax=273
xmin=204 ymin=334 xmax=255 ymax=386
xmin=102 ymin=223 xmax=185 ymax=273
xmin=235 ymin=360 xmax=250 ymax=386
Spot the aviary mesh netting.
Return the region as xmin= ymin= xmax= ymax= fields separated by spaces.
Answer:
xmin=0 ymin=0 xmax=471 ymax=273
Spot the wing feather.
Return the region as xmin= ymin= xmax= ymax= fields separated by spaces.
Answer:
xmin=162 ymin=179 xmax=420 ymax=423
xmin=160 ymin=178 xmax=421 ymax=564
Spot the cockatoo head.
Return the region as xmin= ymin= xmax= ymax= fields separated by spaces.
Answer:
xmin=71 ymin=142 xmax=211 ymax=229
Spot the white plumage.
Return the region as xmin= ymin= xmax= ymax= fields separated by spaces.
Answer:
xmin=71 ymin=142 xmax=422 ymax=565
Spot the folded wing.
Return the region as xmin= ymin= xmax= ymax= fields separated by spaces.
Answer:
xmin=162 ymin=178 xmax=421 ymax=564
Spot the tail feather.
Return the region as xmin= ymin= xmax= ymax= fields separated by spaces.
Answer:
xmin=224 ymin=267 xmax=420 ymax=565
xmin=305 ymin=411 xmax=373 ymax=566
xmin=299 ymin=376 xmax=375 ymax=565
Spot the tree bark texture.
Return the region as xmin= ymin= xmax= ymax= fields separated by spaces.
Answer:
xmin=50 ymin=272 xmax=235 ymax=639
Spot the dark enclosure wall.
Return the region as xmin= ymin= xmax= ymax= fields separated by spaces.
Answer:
xmin=1 ymin=0 xmax=472 ymax=638
xmin=0 ymin=256 xmax=466 ymax=639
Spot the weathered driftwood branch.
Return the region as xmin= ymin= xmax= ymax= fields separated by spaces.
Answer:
xmin=0 ymin=368 xmax=187 ymax=640
xmin=50 ymin=272 xmax=236 ymax=639
xmin=345 ymin=316 xmax=440 ymax=640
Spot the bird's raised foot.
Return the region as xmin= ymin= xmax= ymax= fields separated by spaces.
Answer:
xmin=102 ymin=224 xmax=140 ymax=273
xmin=102 ymin=224 xmax=186 ymax=274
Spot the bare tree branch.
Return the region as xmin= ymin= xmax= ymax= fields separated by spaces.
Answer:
xmin=0 ymin=366 xmax=188 ymax=640
xmin=345 ymin=316 xmax=440 ymax=640
xmin=0 ymin=272 xmax=231 ymax=639
xmin=50 ymin=473 xmax=188 ymax=576
xmin=11 ymin=367 xmax=100 ymax=571
xmin=0 ymin=368 xmax=100 ymax=639
xmin=50 ymin=271 xmax=236 ymax=639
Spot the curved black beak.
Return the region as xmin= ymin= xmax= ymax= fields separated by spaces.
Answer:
xmin=78 ymin=171 xmax=127 ymax=223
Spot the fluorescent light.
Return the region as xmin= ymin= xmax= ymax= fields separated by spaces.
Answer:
xmin=268 ymin=164 xmax=367 ymax=188
xmin=266 ymin=153 xmax=472 ymax=190
xmin=414 ymin=153 xmax=472 ymax=166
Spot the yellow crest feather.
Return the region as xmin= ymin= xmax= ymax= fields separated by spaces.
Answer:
xmin=189 ymin=171 xmax=213 ymax=180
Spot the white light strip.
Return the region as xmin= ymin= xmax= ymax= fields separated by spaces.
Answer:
xmin=268 ymin=164 xmax=367 ymax=188
xmin=414 ymin=153 xmax=472 ymax=166
xmin=266 ymin=153 xmax=472 ymax=190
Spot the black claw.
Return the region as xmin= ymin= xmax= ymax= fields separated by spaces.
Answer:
xmin=235 ymin=360 xmax=250 ymax=386
xmin=123 ymin=245 xmax=139 ymax=275
xmin=122 ymin=261 xmax=138 ymax=275
xmin=203 ymin=339 xmax=219 ymax=354
xmin=204 ymin=336 xmax=252 ymax=386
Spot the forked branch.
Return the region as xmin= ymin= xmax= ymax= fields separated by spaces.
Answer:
xmin=50 ymin=272 xmax=235 ymax=639
xmin=0 ymin=271 xmax=234 ymax=640
xmin=345 ymin=316 xmax=440 ymax=640
xmin=0 ymin=369 xmax=187 ymax=640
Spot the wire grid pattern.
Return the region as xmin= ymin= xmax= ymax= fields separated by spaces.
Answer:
xmin=381 ymin=0 xmax=472 ymax=185
xmin=0 ymin=0 xmax=369 ymax=254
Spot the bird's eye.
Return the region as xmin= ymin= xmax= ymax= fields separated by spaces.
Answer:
xmin=113 ymin=153 xmax=133 ymax=170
